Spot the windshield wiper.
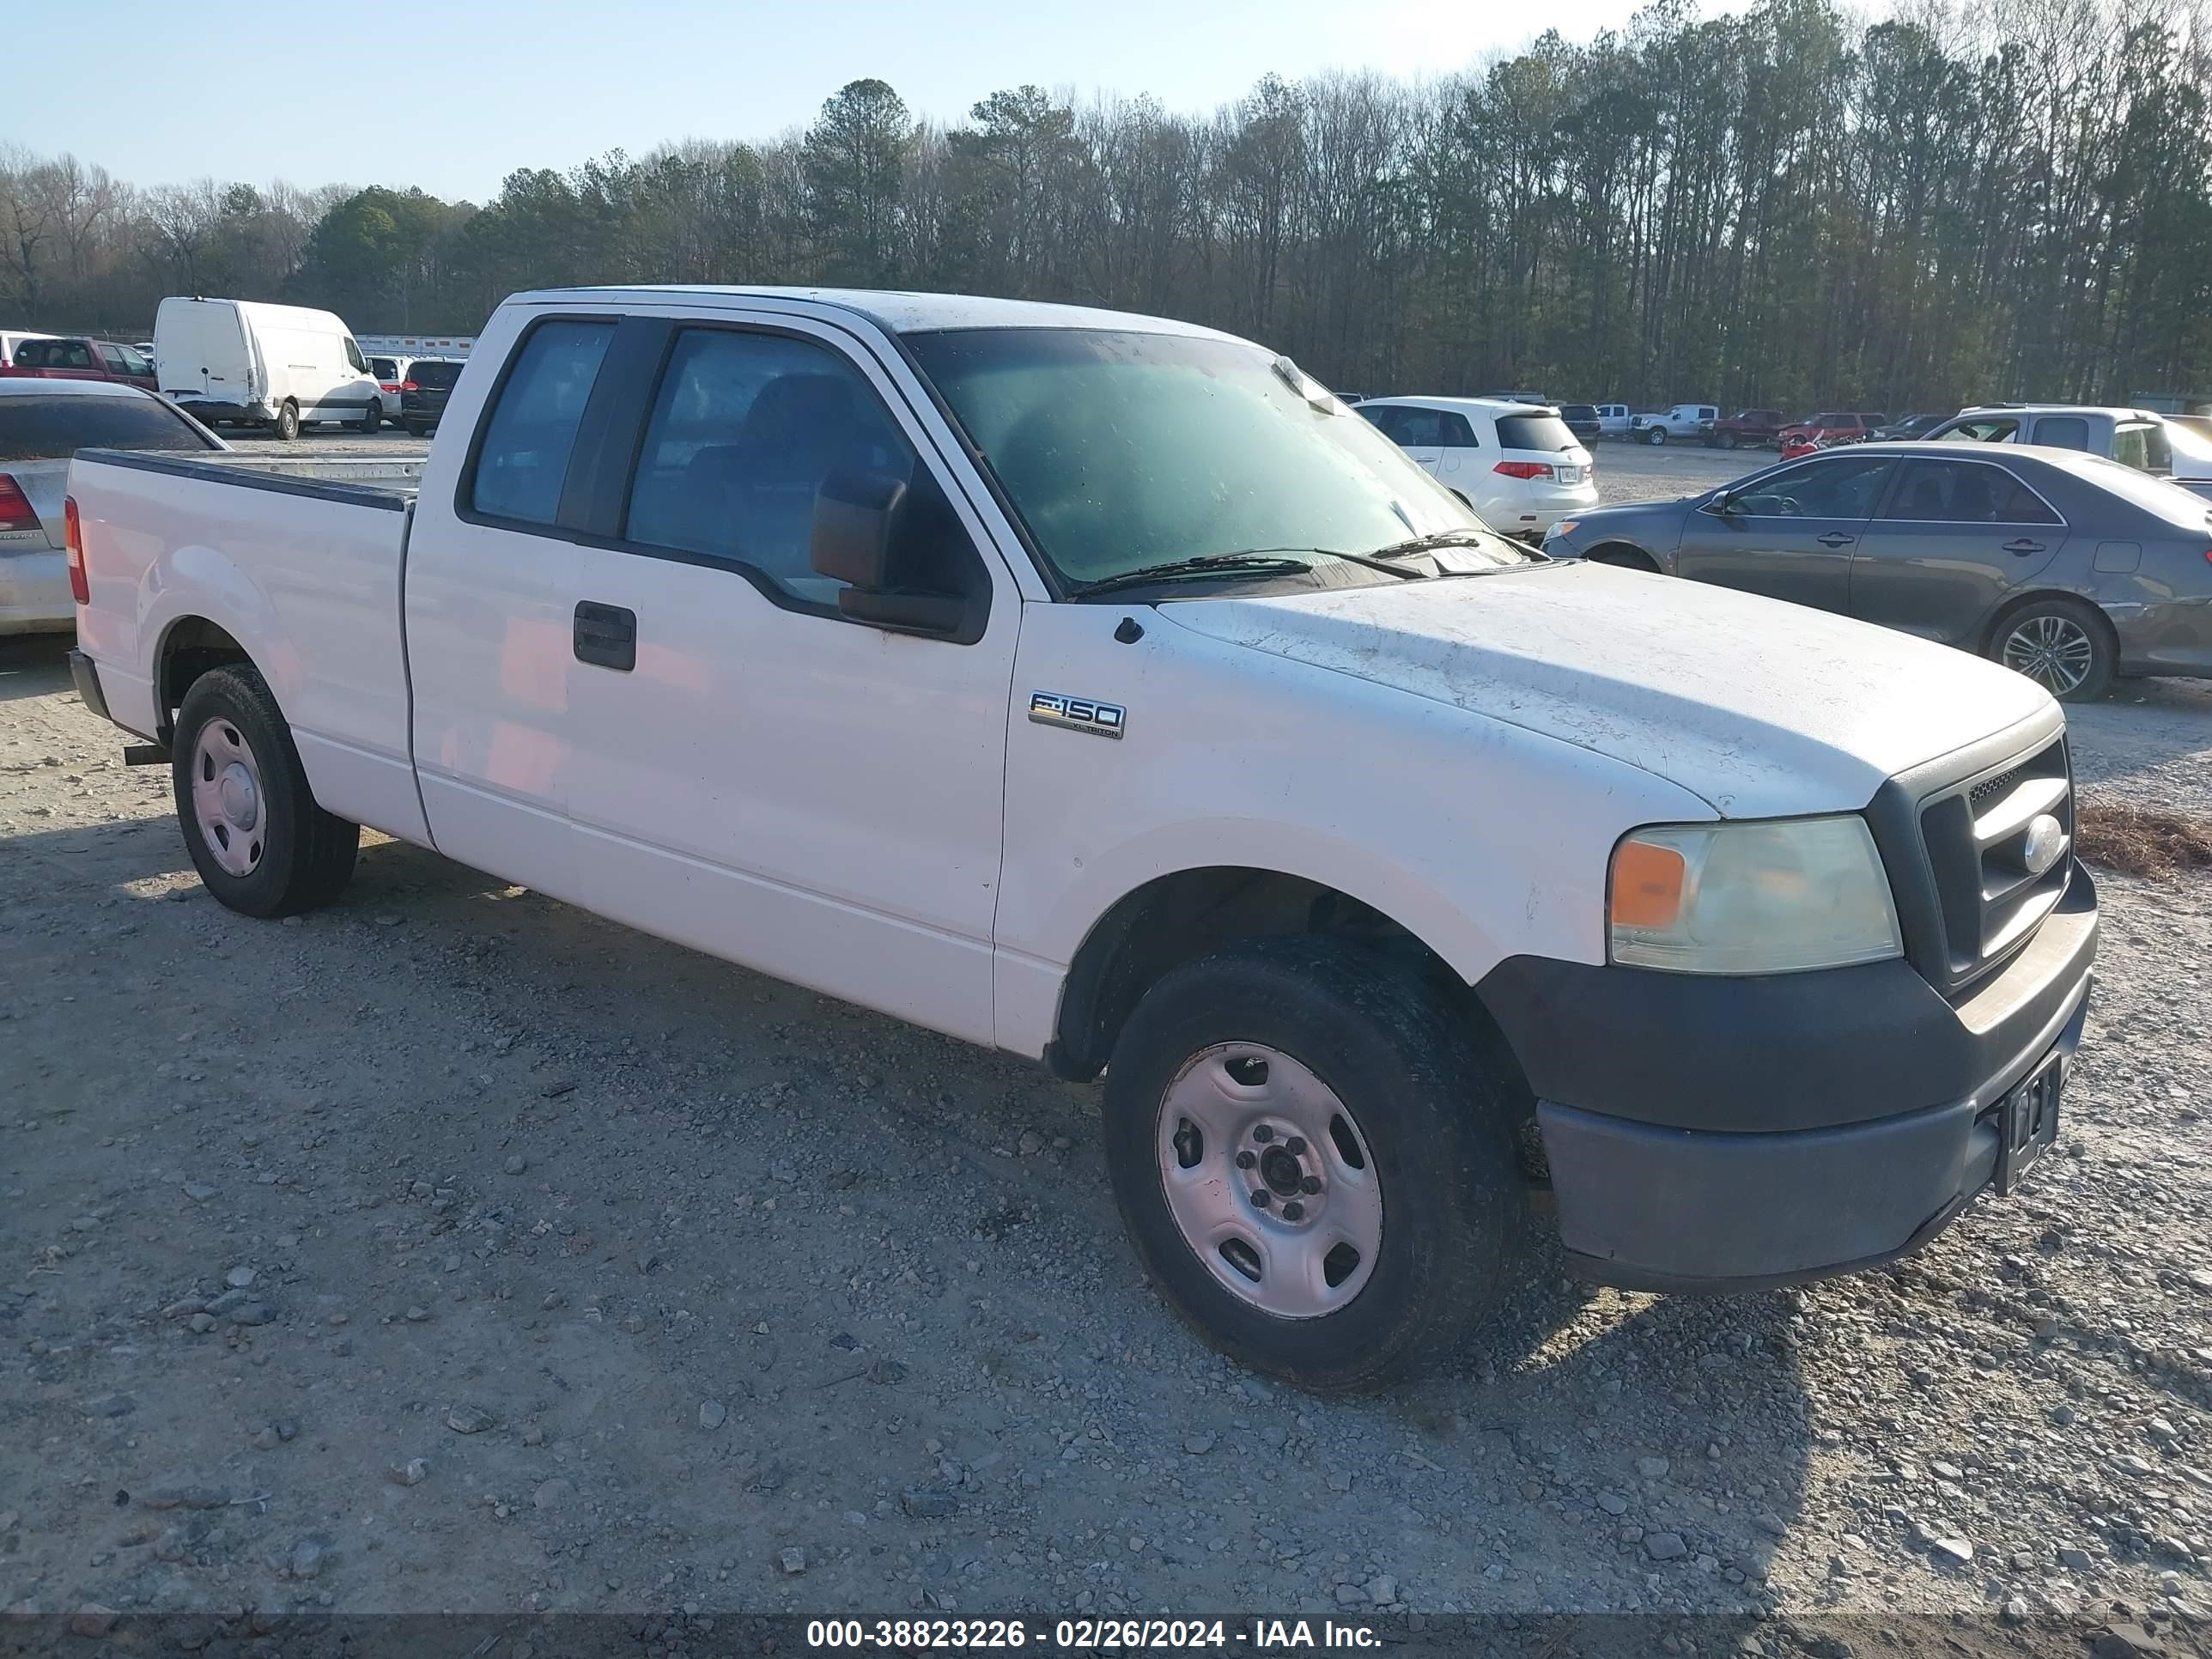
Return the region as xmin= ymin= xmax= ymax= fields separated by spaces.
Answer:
xmin=1067 ymin=547 xmax=1425 ymax=599
xmin=1364 ymin=529 xmax=1528 ymax=562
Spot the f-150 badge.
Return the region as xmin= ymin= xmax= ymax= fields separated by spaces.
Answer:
xmin=1029 ymin=691 xmax=1126 ymax=739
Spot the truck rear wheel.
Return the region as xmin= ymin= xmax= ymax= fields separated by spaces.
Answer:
xmin=357 ymin=401 xmax=380 ymax=434
xmin=1102 ymin=938 xmax=1528 ymax=1394
xmin=271 ymin=400 xmax=300 ymax=441
xmin=173 ymin=665 xmax=359 ymax=917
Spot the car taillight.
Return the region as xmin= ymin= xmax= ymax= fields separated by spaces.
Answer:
xmin=380 ymin=382 xmax=402 ymax=393
xmin=64 ymin=495 xmax=88 ymax=604
xmin=400 ymin=380 xmax=418 ymax=392
xmin=0 ymin=473 xmax=37 ymax=532
xmin=1494 ymin=460 xmax=1556 ymax=481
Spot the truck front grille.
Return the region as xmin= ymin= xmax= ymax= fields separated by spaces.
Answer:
xmin=1914 ymin=735 xmax=2074 ymax=989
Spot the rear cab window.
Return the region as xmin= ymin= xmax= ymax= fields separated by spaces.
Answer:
xmin=465 ymin=319 xmax=615 ymax=526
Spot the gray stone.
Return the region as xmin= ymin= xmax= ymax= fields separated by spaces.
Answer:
xmin=1367 ymin=1576 xmax=1397 ymax=1606
xmin=2060 ymin=1546 xmax=2096 ymax=1571
xmin=188 ymin=1312 xmax=216 ymax=1334
xmin=1334 ymin=1583 xmax=1367 ymax=1605
xmin=388 ymin=1458 xmax=428 ymax=1486
xmin=225 ymin=1267 xmax=257 ymax=1289
xmin=1183 ymin=1434 xmax=1215 ymax=1455
xmin=446 ymin=1405 xmax=495 ymax=1434
xmin=505 ymin=1154 xmax=528 ymax=1174
xmin=1598 ymin=1492 xmax=1630 ymax=1516
xmin=780 ymin=1547 xmax=806 ymax=1576
xmin=1929 ymin=1536 xmax=1974 ymax=1567
xmin=289 ymin=1535 xmax=331 ymax=1579
xmin=533 ymin=1479 xmax=573 ymax=1511
xmin=1637 ymin=1457 xmax=1669 ymax=1480
xmin=902 ymin=1489 xmax=957 ymax=1520
xmin=182 ymin=1183 xmax=216 ymax=1202
xmin=228 ymin=1303 xmax=272 ymax=1327
xmin=699 ymin=1401 xmax=726 ymax=1431
xmin=1644 ymin=1532 xmax=1687 ymax=1561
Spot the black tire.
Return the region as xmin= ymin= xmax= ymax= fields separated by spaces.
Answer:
xmin=172 ymin=665 xmax=359 ymax=918
xmin=358 ymin=401 xmax=380 ymax=434
xmin=1644 ymin=426 xmax=1666 ymax=446
xmin=1987 ymin=596 xmax=2116 ymax=702
xmin=270 ymin=400 xmax=300 ymax=441
xmin=1102 ymin=938 xmax=1528 ymax=1394
xmin=1719 ymin=431 xmax=1737 ymax=450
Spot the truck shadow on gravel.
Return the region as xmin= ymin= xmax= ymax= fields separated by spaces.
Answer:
xmin=5 ymin=811 xmax=1820 ymax=1617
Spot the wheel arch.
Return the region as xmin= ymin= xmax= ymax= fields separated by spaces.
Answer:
xmin=155 ymin=615 xmax=261 ymax=743
xmin=1044 ymin=864 xmax=1500 ymax=1084
xmin=1979 ymin=586 xmax=2116 ymax=658
xmin=1583 ymin=541 xmax=1662 ymax=572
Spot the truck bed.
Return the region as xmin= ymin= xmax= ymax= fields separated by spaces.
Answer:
xmin=69 ymin=446 xmax=431 ymax=845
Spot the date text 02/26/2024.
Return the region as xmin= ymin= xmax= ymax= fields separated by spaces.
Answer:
xmin=803 ymin=1619 xmax=1382 ymax=1650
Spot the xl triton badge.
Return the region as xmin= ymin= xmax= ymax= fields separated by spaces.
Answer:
xmin=1030 ymin=691 xmax=1126 ymax=739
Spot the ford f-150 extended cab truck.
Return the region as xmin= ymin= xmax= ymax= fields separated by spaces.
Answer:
xmin=64 ymin=287 xmax=2098 ymax=1392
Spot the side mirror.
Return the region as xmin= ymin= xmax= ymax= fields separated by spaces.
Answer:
xmin=1711 ymin=490 xmax=1741 ymax=515
xmin=811 ymin=468 xmax=969 ymax=637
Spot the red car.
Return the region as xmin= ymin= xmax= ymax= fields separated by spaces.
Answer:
xmin=1775 ymin=410 xmax=1887 ymax=449
xmin=0 ymin=336 xmax=157 ymax=392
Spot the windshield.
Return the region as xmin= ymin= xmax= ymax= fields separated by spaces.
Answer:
xmin=0 ymin=392 xmax=218 ymax=460
xmin=902 ymin=328 xmax=1490 ymax=589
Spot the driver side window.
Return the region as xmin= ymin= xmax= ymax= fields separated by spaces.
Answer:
xmin=1731 ymin=456 xmax=1895 ymax=520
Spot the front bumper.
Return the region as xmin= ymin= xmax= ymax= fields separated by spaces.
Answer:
xmin=1481 ymin=867 xmax=2098 ymax=1290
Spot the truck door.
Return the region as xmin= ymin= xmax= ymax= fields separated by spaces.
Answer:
xmin=553 ymin=312 xmax=1021 ymax=1048
xmin=404 ymin=315 xmax=611 ymax=890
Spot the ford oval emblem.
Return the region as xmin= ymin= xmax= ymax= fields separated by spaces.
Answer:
xmin=2021 ymin=813 xmax=2067 ymax=877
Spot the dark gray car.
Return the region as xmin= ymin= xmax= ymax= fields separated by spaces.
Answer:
xmin=1540 ymin=441 xmax=2212 ymax=699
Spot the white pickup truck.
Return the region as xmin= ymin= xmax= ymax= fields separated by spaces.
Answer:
xmin=65 ymin=287 xmax=2099 ymax=1392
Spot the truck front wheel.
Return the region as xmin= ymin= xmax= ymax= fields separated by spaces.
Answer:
xmin=1103 ymin=938 xmax=1528 ymax=1394
xmin=1644 ymin=426 xmax=1667 ymax=446
xmin=173 ymin=665 xmax=360 ymax=917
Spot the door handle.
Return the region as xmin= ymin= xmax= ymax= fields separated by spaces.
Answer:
xmin=573 ymin=601 xmax=635 ymax=672
xmin=2002 ymin=538 xmax=2045 ymax=556
xmin=1816 ymin=532 xmax=1855 ymax=548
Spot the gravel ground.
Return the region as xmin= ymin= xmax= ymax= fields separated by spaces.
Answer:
xmin=3 ymin=520 xmax=2209 ymax=1651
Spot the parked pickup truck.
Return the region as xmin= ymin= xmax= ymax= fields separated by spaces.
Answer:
xmin=66 ymin=286 xmax=2099 ymax=1392
xmin=1704 ymin=409 xmax=1786 ymax=450
xmin=1629 ymin=403 xmax=1717 ymax=445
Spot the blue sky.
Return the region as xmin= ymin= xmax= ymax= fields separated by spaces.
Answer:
xmin=15 ymin=0 xmax=1684 ymax=203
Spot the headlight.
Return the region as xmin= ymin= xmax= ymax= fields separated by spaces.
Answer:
xmin=1545 ymin=520 xmax=1577 ymax=542
xmin=1609 ymin=816 xmax=1901 ymax=975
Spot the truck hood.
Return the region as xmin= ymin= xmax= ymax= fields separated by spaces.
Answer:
xmin=1159 ymin=562 xmax=2055 ymax=818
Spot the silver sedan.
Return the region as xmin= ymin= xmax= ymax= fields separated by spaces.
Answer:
xmin=0 ymin=380 xmax=226 ymax=634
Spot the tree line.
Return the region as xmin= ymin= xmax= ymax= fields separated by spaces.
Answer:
xmin=5 ymin=0 xmax=2210 ymax=411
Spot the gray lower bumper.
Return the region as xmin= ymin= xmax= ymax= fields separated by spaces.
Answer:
xmin=1540 ymin=982 xmax=2091 ymax=1292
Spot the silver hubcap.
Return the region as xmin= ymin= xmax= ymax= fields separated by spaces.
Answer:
xmin=191 ymin=720 xmax=266 ymax=878
xmin=1156 ymin=1043 xmax=1382 ymax=1318
xmin=2002 ymin=615 xmax=2094 ymax=695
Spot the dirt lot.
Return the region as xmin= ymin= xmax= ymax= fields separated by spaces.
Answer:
xmin=3 ymin=488 xmax=2209 ymax=1650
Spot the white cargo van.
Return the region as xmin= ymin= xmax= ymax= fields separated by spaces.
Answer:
xmin=154 ymin=298 xmax=383 ymax=441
